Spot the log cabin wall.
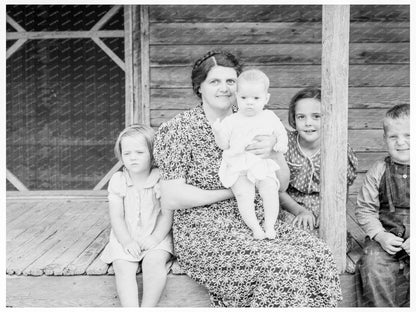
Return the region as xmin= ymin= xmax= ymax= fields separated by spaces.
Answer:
xmin=148 ymin=5 xmax=410 ymax=195
xmin=6 ymin=5 xmax=409 ymax=191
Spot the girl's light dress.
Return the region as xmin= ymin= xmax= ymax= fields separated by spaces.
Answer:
xmin=100 ymin=167 xmax=173 ymax=263
xmin=218 ymin=109 xmax=288 ymax=187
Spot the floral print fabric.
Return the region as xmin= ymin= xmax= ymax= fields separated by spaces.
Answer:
xmin=154 ymin=104 xmax=342 ymax=307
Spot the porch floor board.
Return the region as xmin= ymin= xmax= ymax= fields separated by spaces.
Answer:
xmin=6 ymin=195 xmax=363 ymax=307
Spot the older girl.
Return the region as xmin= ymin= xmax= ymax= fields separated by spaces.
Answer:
xmin=154 ymin=50 xmax=342 ymax=307
xmin=100 ymin=125 xmax=173 ymax=307
xmin=279 ymin=87 xmax=358 ymax=239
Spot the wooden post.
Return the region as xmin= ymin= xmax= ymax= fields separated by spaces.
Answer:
xmin=124 ymin=5 xmax=150 ymax=126
xmin=320 ymin=5 xmax=350 ymax=273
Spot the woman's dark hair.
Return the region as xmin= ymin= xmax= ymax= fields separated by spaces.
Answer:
xmin=191 ymin=50 xmax=243 ymax=98
xmin=288 ymin=87 xmax=321 ymax=129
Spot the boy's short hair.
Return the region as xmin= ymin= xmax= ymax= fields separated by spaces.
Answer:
xmin=114 ymin=124 xmax=155 ymax=167
xmin=237 ymin=68 xmax=270 ymax=91
xmin=383 ymin=104 xmax=410 ymax=133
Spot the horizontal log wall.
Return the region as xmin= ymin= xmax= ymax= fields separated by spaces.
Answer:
xmin=148 ymin=5 xmax=410 ymax=194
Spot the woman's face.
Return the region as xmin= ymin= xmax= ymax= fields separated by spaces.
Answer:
xmin=294 ymin=98 xmax=322 ymax=145
xmin=199 ymin=66 xmax=238 ymax=113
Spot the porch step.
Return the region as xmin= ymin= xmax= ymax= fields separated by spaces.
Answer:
xmin=6 ymin=273 xmax=356 ymax=307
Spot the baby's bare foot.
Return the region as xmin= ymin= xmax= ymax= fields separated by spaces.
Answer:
xmin=265 ymin=228 xmax=276 ymax=240
xmin=252 ymin=228 xmax=266 ymax=240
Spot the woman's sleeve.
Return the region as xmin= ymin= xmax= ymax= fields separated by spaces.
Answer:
xmin=154 ymin=119 xmax=191 ymax=181
xmin=107 ymin=171 xmax=126 ymax=198
xmin=346 ymin=143 xmax=358 ymax=186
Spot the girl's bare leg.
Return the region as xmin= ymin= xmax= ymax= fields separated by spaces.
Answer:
xmin=113 ymin=259 xmax=140 ymax=307
xmin=141 ymin=249 xmax=171 ymax=307
xmin=232 ymin=175 xmax=265 ymax=239
xmin=257 ymin=177 xmax=280 ymax=239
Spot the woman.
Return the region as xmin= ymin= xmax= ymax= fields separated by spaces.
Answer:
xmin=154 ymin=50 xmax=342 ymax=307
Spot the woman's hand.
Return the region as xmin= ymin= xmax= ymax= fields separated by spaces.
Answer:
xmin=246 ymin=134 xmax=276 ymax=158
xmin=292 ymin=210 xmax=316 ymax=231
xmin=123 ymin=240 xmax=141 ymax=258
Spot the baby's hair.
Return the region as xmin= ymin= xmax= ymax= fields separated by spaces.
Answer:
xmin=288 ymin=87 xmax=321 ymax=129
xmin=383 ymin=104 xmax=410 ymax=133
xmin=191 ymin=50 xmax=242 ymax=98
xmin=114 ymin=124 xmax=156 ymax=168
xmin=237 ymin=69 xmax=270 ymax=91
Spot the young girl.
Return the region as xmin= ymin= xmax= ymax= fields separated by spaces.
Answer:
xmin=100 ymin=125 xmax=173 ymax=307
xmin=212 ymin=69 xmax=288 ymax=240
xmin=279 ymin=87 xmax=358 ymax=240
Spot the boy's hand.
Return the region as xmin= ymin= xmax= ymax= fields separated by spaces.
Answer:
xmin=374 ymin=231 xmax=404 ymax=255
xmin=140 ymin=235 xmax=159 ymax=251
xmin=401 ymin=237 xmax=410 ymax=255
xmin=123 ymin=240 xmax=141 ymax=258
xmin=293 ymin=210 xmax=316 ymax=231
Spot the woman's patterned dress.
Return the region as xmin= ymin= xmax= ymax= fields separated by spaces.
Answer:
xmin=154 ymin=104 xmax=342 ymax=307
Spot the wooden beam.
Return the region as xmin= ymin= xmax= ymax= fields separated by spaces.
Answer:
xmin=93 ymin=161 xmax=123 ymax=191
xmin=91 ymin=37 xmax=125 ymax=71
xmin=140 ymin=6 xmax=151 ymax=125
xmin=6 ymin=169 xmax=28 ymax=191
xmin=6 ymin=39 xmax=27 ymax=59
xmin=91 ymin=5 xmax=122 ymax=31
xmin=6 ymin=14 xmax=25 ymax=32
xmin=7 ymin=31 xmax=124 ymax=40
xmin=124 ymin=5 xmax=137 ymax=125
xmin=319 ymin=5 xmax=350 ymax=273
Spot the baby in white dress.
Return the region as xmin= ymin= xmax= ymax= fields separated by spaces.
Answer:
xmin=212 ymin=69 xmax=288 ymax=239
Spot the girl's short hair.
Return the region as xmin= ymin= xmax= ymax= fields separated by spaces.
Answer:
xmin=114 ymin=124 xmax=155 ymax=168
xmin=288 ymin=87 xmax=321 ymax=129
xmin=191 ymin=50 xmax=243 ymax=98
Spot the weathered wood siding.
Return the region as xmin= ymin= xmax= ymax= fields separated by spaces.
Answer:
xmin=148 ymin=5 xmax=410 ymax=194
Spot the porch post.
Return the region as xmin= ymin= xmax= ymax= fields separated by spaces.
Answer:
xmin=124 ymin=5 xmax=150 ymax=126
xmin=320 ymin=5 xmax=350 ymax=273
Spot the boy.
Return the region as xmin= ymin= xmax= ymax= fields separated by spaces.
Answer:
xmin=355 ymin=104 xmax=410 ymax=307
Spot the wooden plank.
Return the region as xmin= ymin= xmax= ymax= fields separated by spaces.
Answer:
xmin=6 ymin=39 xmax=27 ymax=59
xmin=93 ymin=161 xmax=122 ymax=190
xmin=150 ymin=87 xmax=409 ymax=110
xmin=140 ymin=5 xmax=151 ymax=125
xmin=150 ymin=65 xmax=409 ymax=88
xmin=7 ymin=202 xmax=68 ymax=250
xmin=320 ymin=5 xmax=350 ymax=272
xmin=90 ymin=5 xmax=122 ymax=31
xmin=23 ymin=202 xmax=105 ymax=276
xmin=356 ymin=152 xmax=386 ymax=172
xmin=7 ymin=190 xmax=108 ymax=200
xmin=6 ymin=30 xmax=124 ymax=40
xmin=6 ymin=275 xmax=211 ymax=307
xmin=149 ymin=5 xmax=409 ymax=22
xmin=64 ymin=226 xmax=111 ymax=275
xmin=124 ymin=5 xmax=136 ymax=125
xmin=148 ymin=22 xmax=408 ymax=45
xmin=7 ymin=202 xmax=94 ymax=275
xmin=45 ymin=204 xmax=110 ymax=276
xmin=6 ymin=201 xmax=41 ymax=224
xmin=6 ymin=169 xmax=28 ymax=191
xmin=6 ymin=14 xmax=25 ymax=31
xmin=149 ymin=43 xmax=409 ymax=66
xmin=91 ymin=37 xmax=125 ymax=71
xmin=349 ymin=129 xmax=385 ymax=151
xmin=86 ymin=252 xmax=110 ymax=275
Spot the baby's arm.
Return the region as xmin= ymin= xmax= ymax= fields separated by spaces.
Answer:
xmin=108 ymin=193 xmax=141 ymax=258
xmin=212 ymin=118 xmax=230 ymax=150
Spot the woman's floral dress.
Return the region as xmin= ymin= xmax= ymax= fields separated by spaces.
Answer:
xmin=154 ymin=104 xmax=342 ymax=307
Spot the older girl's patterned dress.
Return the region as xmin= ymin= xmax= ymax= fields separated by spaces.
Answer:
xmin=154 ymin=104 xmax=342 ymax=307
xmin=280 ymin=130 xmax=358 ymax=237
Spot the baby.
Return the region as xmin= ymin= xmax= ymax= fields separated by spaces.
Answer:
xmin=212 ymin=69 xmax=288 ymax=239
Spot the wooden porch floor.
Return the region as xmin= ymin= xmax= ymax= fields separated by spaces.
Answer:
xmin=6 ymin=194 xmax=365 ymax=307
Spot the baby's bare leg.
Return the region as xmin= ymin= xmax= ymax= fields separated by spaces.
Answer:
xmin=232 ymin=175 xmax=265 ymax=239
xmin=257 ymin=177 xmax=280 ymax=239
